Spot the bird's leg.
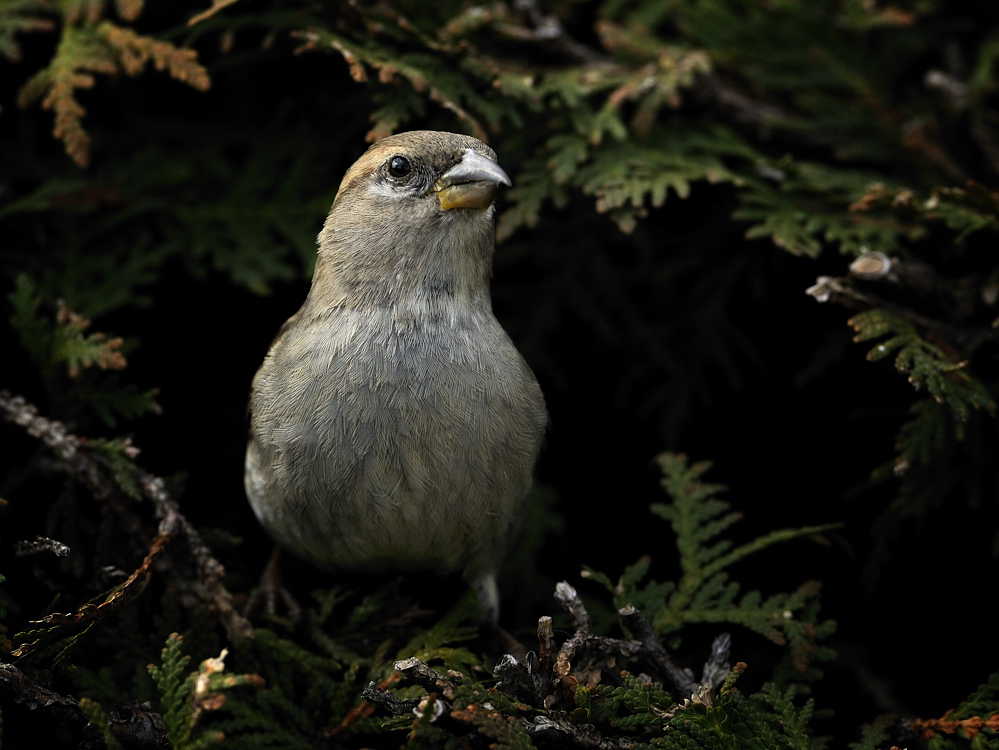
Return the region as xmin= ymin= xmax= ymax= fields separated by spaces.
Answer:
xmin=490 ymin=622 xmax=529 ymax=663
xmin=244 ymin=544 xmax=301 ymax=624
xmin=474 ymin=572 xmax=500 ymax=625
xmin=470 ymin=573 xmax=531 ymax=660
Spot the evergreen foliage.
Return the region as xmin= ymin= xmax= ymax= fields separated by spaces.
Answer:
xmin=176 ymin=454 xmax=835 ymax=749
xmin=147 ymin=632 xmax=263 ymax=749
xmin=583 ymin=453 xmax=837 ymax=675
xmin=915 ymin=672 xmax=999 ymax=749
xmin=3 ymin=0 xmax=999 ymax=748
xmin=10 ymin=0 xmax=209 ymax=167
xmin=7 ymin=275 xmax=160 ymax=426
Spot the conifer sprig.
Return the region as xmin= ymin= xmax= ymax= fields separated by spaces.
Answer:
xmin=849 ymin=309 xmax=994 ymax=422
xmin=584 ymin=453 xmax=839 ymax=671
xmin=14 ymin=4 xmax=208 ymax=166
xmin=8 ymin=275 xmax=160 ymax=426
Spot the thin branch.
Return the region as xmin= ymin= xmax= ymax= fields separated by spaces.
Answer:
xmin=1 ymin=661 xmax=171 ymax=749
xmin=618 ymin=604 xmax=699 ymax=697
xmin=494 ymin=653 xmax=537 ymax=702
xmin=701 ymin=632 xmax=732 ymax=691
xmin=361 ymin=681 xmax=420 ymax=716
xmin=0 ymin=390 xmax=253 ymax=643
xmin=536 ymin=615 xmax=555 ymax=698
xmin=695 ymin=73 xmax=790 ymax=137
xmin=521 ymin=713 xmax=633 ymax=749
xmin=504 ymin=0 xmax=607 ymax=64
xmin=14 ymin=536 xmax=71 ymax=558
xmin=553 ymin=581 xmax=591 ymax=681
xmin=394 ymin=657 xmax=457 ymax=701
xmin=367 ymin=586 xmax=734 ymax=747
xmin=805 ymin=276 xmax=993 ymax=351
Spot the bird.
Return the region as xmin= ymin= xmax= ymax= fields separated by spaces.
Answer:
xmin=244 ymin=130 xmax=547 ymax=622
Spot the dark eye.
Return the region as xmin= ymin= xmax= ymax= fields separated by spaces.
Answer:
xmin=388 ymin=155 xmax=411 ymax=178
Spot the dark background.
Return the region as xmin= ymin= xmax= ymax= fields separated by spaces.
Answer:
xmin=3 ymin=2 xmax=998 ymax=745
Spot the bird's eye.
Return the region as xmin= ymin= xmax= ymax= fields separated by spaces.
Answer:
xmin=388 ymin=156 xmax=411 ymax=178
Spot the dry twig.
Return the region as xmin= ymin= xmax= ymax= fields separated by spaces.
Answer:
xmin=0 ymin=390 xmax=252 ymax=643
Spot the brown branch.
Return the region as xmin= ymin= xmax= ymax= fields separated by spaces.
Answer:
xmin=618 ymin=604 xmax=699 ymax=697
xmin=12 ymin=530 xmax=171 ymax=658
xmin=497 ymin=0 xmax=795 ymax=142
xmin=329 ymin=672 xmax=402 ymax=735
xmin=187 ymin=0 xmax=242 ymax=26
xmin=902 ymin=120 xmax=969 ymax=183
xmin=695 ymin=73 xmax=790 ymax=137
xmin=554 ymin=580 xmax=590 ymax=631
xmin=805 ymin=276 xmax=993 ymax=351
xmin=139 ymin=472 xmax=251 ymax=641
xmin=553 ymin=581 xmax=591 ymax=681
xmin=366 ymin=587 xmax=733 ymax=747
xmin=501 ymin=0 xmax=607 ymax=64
xmin=521 ymin=712 xmax=631 ymax=749
xmin=14 ymin=536 xmax=71 ymax=558
xmin=0 ymin=662 xmax=105 ymax=749
xmin=360 ymin=681 xmax=420 ymax=716
xmin=0 ymin=661 xmax=175 ymax=750
xmin=536 ymin=615 xmax=555 ymax=698
xmin=925 ymin=68 xmax=999 ymax=180
xmin=700 ymin=632 xmax=732 ymax=691
xmin=0 ymin=390 xmax=253 ymax=643
xmin=394 ymin=657 xmax=457 ymax=701
xmin=849 ymin=251 xmax=949 ymax=296
xmin=494 ymin=653 xmax=537 ymax=703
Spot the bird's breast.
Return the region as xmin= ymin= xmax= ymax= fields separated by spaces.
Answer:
xmin=246 ymin=304 xmax=546 ymax=574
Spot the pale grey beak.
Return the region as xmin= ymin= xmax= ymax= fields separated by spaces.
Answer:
xmin=433 ymin=148 xmax=512 ymax=211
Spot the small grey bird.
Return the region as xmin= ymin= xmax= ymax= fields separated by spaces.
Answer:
xmin=245 ymin=131 xmax=546 ymax=621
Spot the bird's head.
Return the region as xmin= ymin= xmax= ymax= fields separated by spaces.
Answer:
xmin=333 ymin=130 xmax=510 ymax=215
xmin=314 ymin=131 xmax=511 ymax=307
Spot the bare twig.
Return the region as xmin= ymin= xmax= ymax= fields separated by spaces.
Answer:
xmin=0 ymin=661 xmax=173 ymax=750
xmin=848 ymin=252 xmax=950 ymax=296
xmin=0 ymin=662 xmax=103 ymax=749
xmin=553 ymin=581 xmax=591 ymax=681
xmin=371 ymin=587 xmax=734 ymax=746
xmin=494 ymin=653 xmax=537 ymax=702
xmin=701 ymin=632 xmax=732 ymax=691
xmin=394 ymin=657 xmax=457 ymax=701
xmin=361 ymin=681 xmax=421 ymax=715
xmin=618 ymin=604 xmax=699 ymax=697
xmin=139 ymin=473 xmax=251 ymax=640
xmin=522 ymin=712 xmax=632 ymax=749
xmin=805 ymin=276 xmax=993 ymax=351
xmin=554 ymin=581 xmax=591 ymax=632
xmin=187 ymin=0 xmax=241 ymax=26
xmin=14 ymin=536 xmax=71 ymax=558
xmin=0 ymin=390 xmax=253 ymax=642
xmin=970 ymin=115 xmax=999 ymax=179
xmin=536 ymin=615 xmax=555 ymax=698
xmin=924 ymin=68 xmax=999 ymax=179
xmin=505 ymin=0 xmax=607 ymax=64
xmin=925 ymin=69 xmax=969 ymax=110
xmin=695 ymin=73 xmax=790 ymax=137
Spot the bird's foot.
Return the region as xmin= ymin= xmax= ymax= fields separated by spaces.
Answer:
xmin=244 ymin=545 xmax=302 ymax=625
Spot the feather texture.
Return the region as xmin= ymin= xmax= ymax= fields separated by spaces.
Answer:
xmin=245 ymin=131 xmax=546 ymax=619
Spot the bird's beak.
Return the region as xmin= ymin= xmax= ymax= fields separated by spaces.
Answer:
xmin=433 ymin=148 xmax=512 ymax=211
